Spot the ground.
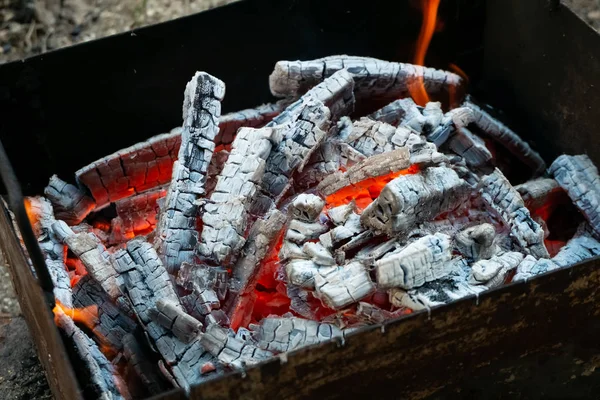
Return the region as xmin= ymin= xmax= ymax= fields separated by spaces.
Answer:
xmin=0 ymin=0 xmax=598 ymax=399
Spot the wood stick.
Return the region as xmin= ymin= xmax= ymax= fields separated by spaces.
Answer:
xmin=44 ymin=175 xmax=95 ymax=225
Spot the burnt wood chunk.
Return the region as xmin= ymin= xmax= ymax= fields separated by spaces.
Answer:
xmin=269 ymin=55 xmax=462 ymax=102
xmin=217 ymin=101 xmax=286 ymax=146
xmin=150 ymin=299 xmax=203 ymax=343
xmin=512 ymin=255 xmax=559 ymax=282
xmin=464 ymin=98 xmax=546 ymax=175
xmin=427 ymin=107 xmax=475 ymax=147
xmin=199 ymin=127 xmax=275 ymax=264
xmin=293 ymin=141 xmax=342 ymax=190
xmin=319 ymin=213 xmax=364 ymax=250
xmin=368 ymin=98 xmax=423 ymax=127
xmin=470 ymin=251 xmax=525 ymax=288
xmin=251 ymin=317 xmax=343 ymax=353
xmin=314 ymin=261 xmax=376 ymax=309
xmin=177 ymin=262 xmax=228 ymax=300
xmin=455 ymin=223 xmax=498 ymax=261
xmin=375 ymin=233 xmax=453 ymax=289
xmin=200 ymin=324 xmax=273 ymax=369
xmin=549 ymin=154 xmax=600 ymax=237
xmin=26 ymin=196 xmax=73 ymax=307
xmin=52 ymin=220 xmax=122 ymax=301
xmin=109 ymin=187 xmax=166 ymax=244
xmin=515 ymin=178 xmax=561 ymax=210
xmin=447 ymin=127 xmax=492 ymax=168
xmin=361 ymin=167 xmax=468 ymax=235
xmin=180 ymin=284 xmax=221 ymax=321
xmin=155 ymin=72 xmax=225 ymax=273
xmin=54 ymin=307 xmax=127 ymax=400
xmin=44 ymin=175 xmax=96 ymax=225
xmin=289 ymin=194 xmax=326 ymax=222
xmin=480 ymin=169 xmax=549 ymax=259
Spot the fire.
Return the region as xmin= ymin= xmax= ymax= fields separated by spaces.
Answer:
xmin=24 ymin=197 xmax=39 ymax=229
xmin=410 ymin=0 xmax=441 ymax=106
xmin=53 ymin=300 xmax=99 ymax=331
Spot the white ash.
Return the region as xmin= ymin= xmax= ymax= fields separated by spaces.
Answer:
xmin=293 ymin=141 xmax=342 ymax=190
xmin=515 ymin=178 xmax=561 ymax=210
xmin=470 ymin=251 xmax=525 ymax=288
xmin=149 ymin=299 xmax=203 ymax=344
xmin=250 ymin=316 xmax=344 ymax=353
xmin=421 ymin=102 xmax=445 ymax=135
xmin=375 ymin=233 xmax=452 ymax=289
xmin=455 ymin=223 xmax=498 ymax=261
xmin=479 ymin=169 xmax=549 ymax=259
xmin=303 ymin=242 xmax=336 ymax=266
xmin=361 ymin=167 xmax=469 ymax=235
xmin=155 ymin=72 xmax=225 ymax=273
xmin=464 ymin=98 xmax=546 ymax=175
xmin=549 ymin=154 xmax=600 ymax=238
xmin=319 ymin=212 xmax=364 ymax=250
xmin=199 ymin=127 xmax=276 ymax=264
xmin=326 ymin=202 xmax=356 ymax=226
xmin=285 ymin=219 xmax=329 ymax=244
xmin=288 ymin=193 xmax=326 ymax=222
xmin=285 ymin=259 xmax=335 ymax=289
xmin=314 ymin=261 xmax=376 ymax=310
xmin=269 ymin=55 xmax=462 ymax=102
xmin=512 ymin=255 xmax=560 ymax=282
xmin=355 ymin=302 xmax=396 ymax=324
xmin=354 ymin=237 xmax=406 ymax=265
xmin=180 ymin=283 xmax=220 ymax=321
xmin=44 ymin=175 xmax=95 ymax=225
xmin=287 ymin=285 xmax=318 ymax=320
xmin=205 ymin=147 xmax=231 ymax=197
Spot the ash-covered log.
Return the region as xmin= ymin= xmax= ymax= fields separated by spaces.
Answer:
xmin=200 ymin=324 xmax=273 ymax=370
xmin=44 ymin=175 xmax=96 ymax=225
xmin=149 ymin=299 xmax=203 ymax=344
xmin=269 ymin=56 xmax=462 ymax=102
xmin=179 ymin=283 xmax=221 ymax=322
xmin=447 ymin=127 xmax=492 ymax=168
xmin=464 ymin=98 xmax=546 ymax=175
xmin=427 ymin=107 xmax=475 ymax=147
xmin=455 ymin=223 xmax=498 ymax=261
xmin=293 ymin=141 xmax=342 ymax=190
xmin=52 ymin=220 xmax=122 ymax=302
xmin=109 ymin=187 xmax=166 ymax=244
xmin=470 ymin=251 xmax=525 ymax=288
xmin=217 ymin=102 xmax=286 ymax=146
xmin=515 ymin=178 xmax=561 ymax=210
xmin=361 ymin=167 xmax=469 ymax=235
xmin=549 ymin=154 xmax=600 ymax=238
xmin=250 ymin=316 xmax=344 ymax=353
xmin=54 ymin=306 xmax=128 ymax=400
xmin=155 ymin=72 xmax=225 ymax=273
xmin=368 ymin=98 xmax=424 ymax=128
xmin=314 ymin=260 xmax=376 ymax=309
xmin=199 ymin=127 xmax=275 ymax=264
xmin=479 ymin=169 xmax=549 ymax=258
xmin=25 ymin=196 xmax=73 ymax=307
xmin=375 ymin=233 xmax=452 ymax=289
xmin=319 ymin=212 xmax=364 ymax=250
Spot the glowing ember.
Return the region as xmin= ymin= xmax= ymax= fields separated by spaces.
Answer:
xmin=23 ymin=198 xmax=39 ymax=229
xmin=410 ymin=0 xmax=441 ymax=106
xmin=53 ymin=300 xmax=98 ymax=331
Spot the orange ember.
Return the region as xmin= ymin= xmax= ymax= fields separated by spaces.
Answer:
xmin=325 ymin=165 xmax=420 ymax=211
xmin=24 ymin=198 xmax=39 ymax=229
xmin=53 ymin=300 xmax=99 ymax=331
xmin=410 ymin=0 xmax=441 ymax=106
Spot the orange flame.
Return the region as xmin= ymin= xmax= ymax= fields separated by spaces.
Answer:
xmin=53 ymin=300 xmax=99 ymax=331
xmin=24 ymin=197 xmax=39 ymax=229
xmin=410 ymin=0 xmax=441 ymax=106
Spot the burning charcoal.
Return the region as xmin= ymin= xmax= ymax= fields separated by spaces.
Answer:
xmin=262 ymin=99 xmax=332 ymax=200
xmin=205 ymin=309 xmax=230 ymax=327
xmin=355 ymin=237 xmax=405 ymax=264
xmin=447 ymin=127 xmax=493 ymax=168
xmin=319 ymin=213 xmax=364 ymax=250
xmin=44 ymin=175 xmax=95 ymax=225
xmin=287 ymin=285 xmax=318 ymax=320
xmin=361 ymin=167 xmax=469 ymax=235
xmin=180 ymin=283 xmax=220 ymax=321
xmin=479 ymin=169 xmax=549 ymax=259
xmin=199 ymin=127 xmax=276 ymax=264
xmin=200 ymin=324 xmax=273 ymax=370
xmin=314 ymin=261 xmax=376 ymax=309
xmin=368 ymin=98 xmax=423 ymax=127
xmin=289 ymin=193 xmax=326 ymax=222
xmin=150 ymin=299 xmax=203 ymax=343
xmin=327 ymin=202 xmax=355 ymax=226
xmin=25 ymin=197 xmax=73 ymax=307
xmin=427 ymin=107 xmax=475 ymax=147
xmin=155 ymin=72 xmax=225 ymax=273
xmin=355 ymin=302 xmax=395 ymax=324
xmin=52 ymin=220 xmax=122 ymax=301
xmin=389 ymin=257 xmax=485 ymax=310
xmin=279 ymin=240 xmax=307 ymax=262
xmin=455 ymin=223 xmax=498 ymax=261
xmin=269 ymin=55 xmax=462 ymax=102
xmin=470 ymin=251 xmax=525 ymax=288
xmin=251 ymin=316 xmax=344 ymax=353
xmin=515 ymin=178 xmax=561 ymax=210
xmin=303 ymin=242 xmax=336 ymax=266
xmin=109 ymin=187 xmax=166 ymax=244
xmin=549 ymin=154 xmax=600 ymax=238
xmin=464 ymin=98 xmax=546 ymax=175
xmin=376 ymin=233 xmax=452 ymax=289
xmin=286 ymin=219 xmax=329 ymax=244
xmin=73 ymin=275 xmax=137 ymax=351
xmin=342 ymin=118 xmax=405 ymax=157
xmin=227 ymin=210 xmax=287 ymax=329
xmin=122 ymin=333 xmax=168 ymax=395
xmin=54 ymin=306 xmax=128 ymax=400
xmin=177 ymin=262 xmax=228 ymax=301
xmin=217 ymin=101 xmax=286 ymax=145
xmin=293 ymin=141 xmax=342 ymax=190
xmin=285 ymin=259 xmax=333 ymax=289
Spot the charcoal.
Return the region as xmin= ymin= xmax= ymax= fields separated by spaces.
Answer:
xmin=375 ymin=233 xmax=453 ymax=289
xmin=279 ymin=240 xmax=308 ymax=262
xmin=205 ymin=147 xmax=230 ymax=196
xmin=326 ymin=202 xmax=356 ymax=226
xmin=149 ymin=299 xmax=203 ymax=343
xmin=464 ymin=98 xmax=546 ymax=175
xmin=177 ymin=263 xmax=228 ymax=299
xmin=180 ymin=283 xmax=221 ymax=320
xmin=361 ymin=167 xmax=469 ymax=235
xmin=427 ymin=107 xmax=475 ymax=147
xmin=319 ymin=213 xmax=364 ymax=250
xmin=549 ymin=154 xmax=600 ymax=237
xmin=44 ymin=175 xmax=96 ymax=225
xmin=303 ymin=242 xmax=336 ymax=266
xmin=285 ymin=219 xmax=329 ymax=244
xmin=269 ymin=55 xmax=462 ymax=102
xmin=552 ymin=227 xmax=600 ymax=267
xmin=285 ymin=259 xmax=334 ymax=289
xmin=122 ymin=333 xmax=167 ymax=395
xmin=342 ymin=118 xmax=403 ymax=157
xmin=26 ymin=196 xmax=72 ymax=307
xmin=355 ymin=302 xmax=395 ymax=324
xmin=513 ymin=255 xmax=559 ymax=282
xmin=314 ymin=261 xmax=376 ymax=309
xmin=155 ymin=72 xmax=225 ymax=273
xmin=200 ymin=324 xmax=273 ymax=369
xmin=421 ymin=102 xmax=444 ymax=134
xmin=109 ymin=187 xmax=166 ymax=244
xmin=72 ymin=275 xmax=137 ymax=351
xmin=53 ymin=220 xmax=122 ymax=302
xmin=447 ymin=127 xmax=492 ymax=168
xmin=470 ymin=251 xmax=525 ymax=288
xmin=515 ymin=178 xmax=561 ymax=210
xmin=205 ymin=309 xmax=230 ymax=327
xmin=479 ymin=169 xmax=549 ymax=258
xmin=293 ymin=141 xmax=342 ymax=190
xmin=287 ymin=285 xmax=318 ymax=320
xmin=455 ymin=223 xmax=498 ymax=261
xmin=54 ymin=307 xmax=127 ymax=400
xmin=368 ymin=98 xmax=423 ymax=127
xmin=218 ymin=101 xmax=286 ymax=145
xmin=354 ymin=237 xmax=405 ymax=264
xmin=200 ymin=127 xmax=276 ymax=264
xmin=227 ymin=210 xmax=286 ymax=328
xmin=289 ymin=194 xmax=326 ymax=222
xmin=250 ymin=316 xmax=344 ymax=353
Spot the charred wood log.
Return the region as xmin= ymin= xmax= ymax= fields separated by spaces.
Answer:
xmin=177 ymin=262 xmax=228 ymax=301
xmin=205 ymin=147 xmax=230 ymax=197
xmin=515 ymin=178 xmax=561 ymax=210
xmin=319 ymin=212 xmax=364 ymax=250
xmin=44 ymin=175 xmax=95 ymax=225
xmin=368 ymin=98 xmax=423 ymax=127
xmin=447 ymin=127 xmax=492 ymax=168
xmin=293 ymin=140 xmax=342 ymax=191
xmin=479 ymin=169 xmax=549 ymax=258
xmin=464 ymin=98 xmax=546 ymax=175
xmin=269 ymin=56 xmax=462 ymax=102
xmin=470 ymin=251 xmax=525 ymax=288
xmin=179 ymin=283 xmax=221 ymax=321
xmin=199 ymin=127 xmax=275 ymax=264
xmin=217 ymin=101 xmax=286 ymax=146
xmin=361 ymin=167 xmax=469 ymax=235
xmin=314 ymin=261 xmax=376 ymax=309
xmin=289 ymin=193 xmax=326 ymax=222
xmin=155 ymin=72 xmax=225 ymax=273
xmin=549 ymin=154 xmax=600 ymax=238
xmin=427 ymin=107 xmax=475 ymax=147
xmin=250 ymin=316 xmax=344 ymax=353
xmin=122 ymin=333 xmax=168 ymax=395
xmin=149 ymin=299 xmax=203 ymax=344
xmin=375 ymin=233 xmax=453 ymax=289
xmin=455 ymin=223 xmax=498 ymax=261
xmin=513 ymin=255 xmax=560 ymax=282
xmin=109 ymin=187 xmax=166 ymax=244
